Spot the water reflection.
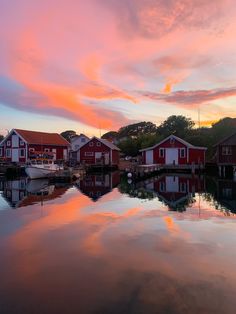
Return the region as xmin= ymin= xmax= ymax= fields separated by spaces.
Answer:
xmin=0 ymin=177 xmax=69 ymax=209
xmin=75 ymin=171 xmax=120 ymax=201
xmin=0 ymin=173 xmax=236 ymax=313
xmin=119 ymin=174 xmax=236 ymax=215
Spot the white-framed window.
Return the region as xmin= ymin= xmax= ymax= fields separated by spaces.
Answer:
xmin=159 ymin=148 xmax=165 ymax=158
xmin=0 ymin=148 xmax=2 ymax=156
xmin=6 ymin=149 xmax=11 ymax=157
xmin=81 ymin=137 xmax=86 ymax=143
xmin=7 ymin=140 xmax=11 ymax=147
xmin=180 ymin=148 xmax=186 ymax=158
xmin=20 ymin=140 xmax=24 ymax=146
xmin=89 ymin=142 xmax=94 ymax=147
xmin=222 ymin=146 xmax=232 ymax=155
xmin=44 ymin=148 xmax=50 ymax=152
xmin=29 ymin=148 xmax=35 ymax=153
xmin=96 ymin=142 xmax=101 ymax=147
xmin=85 ymin=152 xmax=94 ymax=156
xmin=19 ymin=149 xmax=25 ymax=157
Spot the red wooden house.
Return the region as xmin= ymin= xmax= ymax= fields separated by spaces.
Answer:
xmin=78 ymin=137 xmax=120 ymax=166
xmin=0 ymin=129 xmax=70 ymax=163
xmin=140 ymin=135 xmax=207 ymax=167
xmin=214 ymin=132 xmax=236 ymax=176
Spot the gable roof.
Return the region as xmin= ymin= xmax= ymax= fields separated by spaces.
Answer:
xmin=1 ymin=129 xmax=70 ymax=146
xmin=71 ymin=134 xmax=90 ymax=143
xmin=140 ymin=134 xmax=207 ymax=152
xmin=214 ymin=131 xmax=236 ymax=147
xmin=79 ymin=136 xmax=120 ymax=151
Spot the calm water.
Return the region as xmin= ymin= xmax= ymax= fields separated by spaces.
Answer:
xmin=0 ymin=172 xmax=236 ymax=314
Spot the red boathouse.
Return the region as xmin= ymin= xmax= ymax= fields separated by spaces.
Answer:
xmin=78 ymin=137 xmax=120 ymax=166
xmin=140 ymin=135 xmax=207 ymax=167
xmin=0 ymin=129 xmax=70 ymax=163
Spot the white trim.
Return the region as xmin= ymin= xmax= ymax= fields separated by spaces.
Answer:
xmin=78 ymin=136 xmax=120 ymax=151
xmin=140 ymin=135 xmax=207 ymax=152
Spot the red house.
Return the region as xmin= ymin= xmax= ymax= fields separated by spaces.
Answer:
xmin=214 ymin=132 xmax=236 ymax=177
xmin=78 ymin=137 xmax=120 ymax=166
xmin=0 ymin=129 xmax=70 ymax=163
xmin=140 ymin=135 xmax=206 ymax=167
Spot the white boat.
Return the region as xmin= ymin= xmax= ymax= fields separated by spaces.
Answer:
xmin=25 ymin=159 xmax=63 ymax=179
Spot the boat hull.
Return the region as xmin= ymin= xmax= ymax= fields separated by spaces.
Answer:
xmin=25 ymin=166 xmax=58 ymax=179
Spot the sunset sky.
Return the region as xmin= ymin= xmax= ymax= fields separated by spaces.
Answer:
xmin=0 ymin=0 xmax=236 ymax=136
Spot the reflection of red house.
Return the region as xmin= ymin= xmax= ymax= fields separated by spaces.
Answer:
xmin=77 ymin=172 xmax=120 ymax=201
xmin=216 ymin=179 xmax=236 ymax=213
xmin=0 ymin=129 xmax=70 ymax=163
xmin=140 ymin=135 xmax=206 ymax=167
xmin=78 ymin=137 xmax=120 ymax=166
xmin=144 ymin=174 xmax=205 ymax=210
xmin=0 ymin=178 xmax=69 ymax=208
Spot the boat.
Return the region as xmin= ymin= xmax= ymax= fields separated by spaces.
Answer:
xmin=25 ymin=159 xmax=63 ymax=179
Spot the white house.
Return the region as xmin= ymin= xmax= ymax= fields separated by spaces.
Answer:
xmin=70 ymin=134 xmax=90 ymax=162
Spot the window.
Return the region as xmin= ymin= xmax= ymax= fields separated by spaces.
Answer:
xmin=159 ymin=148 xmax=165 ymax=158
xmin=75 ymin=145 xmax=80 ymax=149
xmin=96 ymin=142 xmax=101 ymax=147
xmin=85 ymin=152 xmax=94 ymax=156
xmin=89 ymin=142 xmax=94 ymax=147
xmin=7 ymin=140 xmax=11 ymax=147
xmin=180 ymin=148 xmax=186 ymax=158
xmin=0 ymin=148 xmax=2 ymax=156
xmin=19 ymin=149 xmax=25 ymax=157
xmin=44 ymin=148 xmax=50 ymax=152
xmin=29 ymin=148 xmax=35 ymax=152
xmin=222 ymin=146 xmax=232 ymax=155
xmin=20 ymin=140 xmax=24 ymax=146
xmin=180 ymin=182 xmax=187 ymax=193
xmin=6 ymin=149 xmax=11 ymax=157
xmin=81 ymin=137 xmax=86 ymax=143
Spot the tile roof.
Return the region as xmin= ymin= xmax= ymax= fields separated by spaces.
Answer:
xmin=14 ymin=129 xmax=70 ymax=146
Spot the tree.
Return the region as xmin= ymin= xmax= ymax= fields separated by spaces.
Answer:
xmin=60 ymin=130 xmax=77 ymax=142
xmin=101 ymin=131 xmax=118 ymax=140
xmin=0 ymin=134 xmax=4 ymax=142
xmin=211 ymin=118 xmax=236 ymax=142
xmin=157 ymin=115 xmax=195 ymax=138
xmin=118 ymin=121 xmax=157 ymax=139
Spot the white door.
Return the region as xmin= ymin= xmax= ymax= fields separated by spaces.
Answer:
xmin=165 ymin=148 xmax=178 ymax=165
xmin=12 ymin=135 xmax=19 ymax=148
xmin=52 ymin=149 xmax=56 ymax=160
xmin=146 ymin=150 xmax=153 ymax=164
xmin=12 ymin=149 xmax=19 ymax=162
xmin=166 ymin=176 xmax=179 ymax=192
xmin=104 ymin=153 xmax=109 ymax=165
xmin=63 ymin=149 xmax=68 ymax=161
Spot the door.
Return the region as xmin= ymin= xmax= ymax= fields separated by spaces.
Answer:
xmin=12 ymin=135 xmax=19 ymax=148
xmin=104 ymin=153 xmax=109 ymax=165
xmin=165 ymin=148 xmax=178 ymax=165
xmin=12 ymin=149 xmax=19 ymax=162
xmin=166 ymin=176 xmax=179 ymax=192
xmin=95 ymin=152 xmax=102 ymax=164
xmin=52 ymin=149 xmax=56 ymax=160
xmin=146 ymin=150 xmax=153 ymax=164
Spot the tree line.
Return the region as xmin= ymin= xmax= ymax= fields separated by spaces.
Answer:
xmin=102 ymin=116 xmax=236 ymax=160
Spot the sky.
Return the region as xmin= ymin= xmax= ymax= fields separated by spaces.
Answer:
xmin=0 ymin=0 xmax=236 ymax=136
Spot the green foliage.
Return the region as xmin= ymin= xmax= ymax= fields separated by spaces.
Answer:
xmin=157 ymin=115 xmax=195 ymax=138
xmin=118 ymin=121 xmax=157 ymax=139
xmin=0 ymin=134 xmax=4 ymax=142
xmin=60 ymin=130 xmax=77 ymax=142
xmin=101 ymin=131 xmax=118 ymax=140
